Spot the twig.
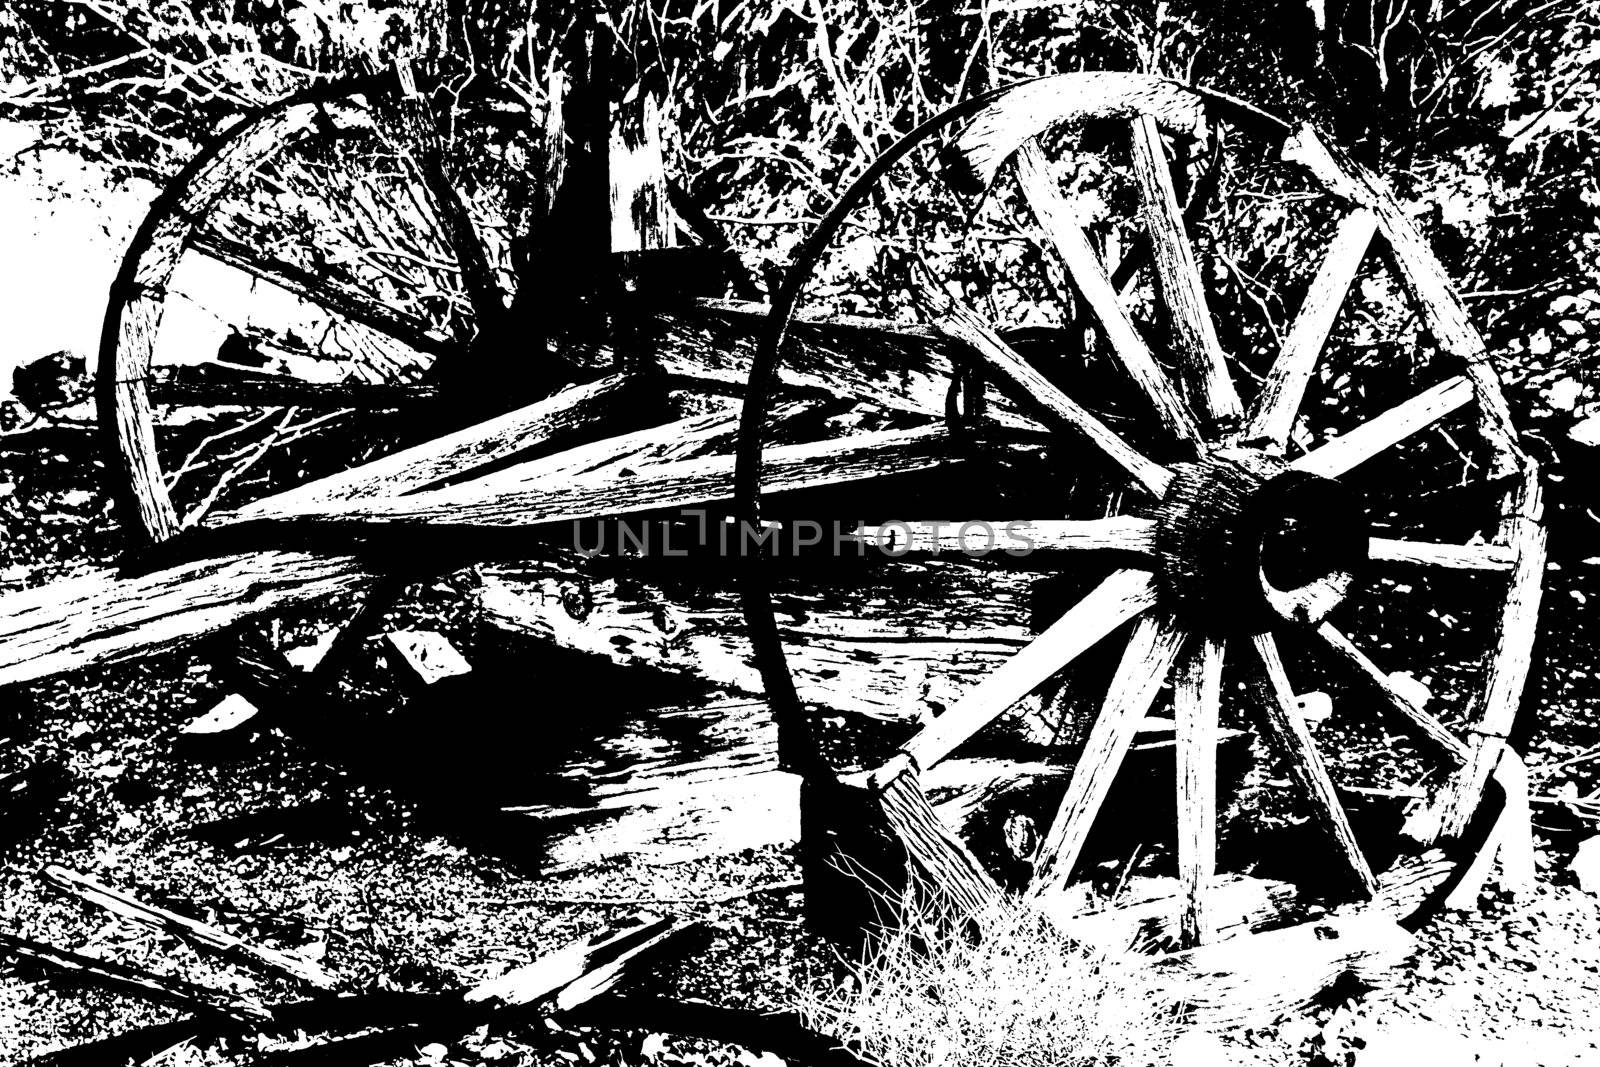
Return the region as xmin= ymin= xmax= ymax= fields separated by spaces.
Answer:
xmin=40 ymin=865 xmax=337 ymax=989
xmin=0 ymin=930 xmax=270 ymax=1023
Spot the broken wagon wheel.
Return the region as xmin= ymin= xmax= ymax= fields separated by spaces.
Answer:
xmin=738 ymin=73 xmax=1546 ymax=997
xmin=96 ymin=66 xmax=524 ymax=549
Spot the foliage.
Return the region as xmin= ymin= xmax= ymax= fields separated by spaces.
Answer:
xmin=798 ymin=893 xmax=1179 ymax=1066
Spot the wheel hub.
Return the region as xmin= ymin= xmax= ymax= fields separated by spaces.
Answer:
xmin=1152 ymin=449 xmax=1369 ymax=630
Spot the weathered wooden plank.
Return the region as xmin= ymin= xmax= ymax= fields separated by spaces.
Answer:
xmin=0 ymin=930 xmax=271 ymax=1023
xmin=1129 ymin=115 xmax=1242 ymax=427
xmin=222 ymin=374 xmax=638 ymax=521
xmin=1292 ymin=376 xmax=1474 ymax=479
xmin=850 ymin=517 xmax=1157 ymax=556
xmin=1015 ymin=141 xmax=1201 ymax=444
xmin=1174 ymin=635 xmax=1224 ymax=947
xmin=1156 ymin=910 xmax=1416 ymax=1029
xmin=904 ymin=568 xmax=1157 ymax=769
xmin=480 ymin=563 xmax=1036 ymax=722
xmin=1313 ymin=623 xmax=1468 ymax=761
xmin=219 ymin=424 xmax=962 ymax=529
xmin=41 ymin=865 xmax=336 ymax=989
xmin=1246 ymin=209 xmax=1377 ymax=447
xmin=1036 ymin=872 xmax=1295 ymax=955
xmin=1249 ymin=633 xmax=1378 ymax=897
xmin=465 ymin=915 xmax=691 ymax=1009
xmin=916 ymin=281 xmax=1171 ymax=495
xmin=1030 ymin=612 xmax=1187 ymax=895
xmin=0 ymin=551 xmax=370 ymax=689
xmin=1367 ymin=537 xmax=1515 ymax=571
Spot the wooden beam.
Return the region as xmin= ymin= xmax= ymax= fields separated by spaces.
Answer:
xmin=1029 ymin=612 xmax=1187 ymax=895
xmin=1173 ymin=634 xmax=1224 ymax=947
xmin=1367 ymin=537 xmax=1515 ymax=571
xmin=216 ymin=424 xmax=963 ymax=529
xmin=1128 ymin=115 xmax=1243 ymax=428
xmin=1292 ymin=376 xmax=1474 ymax=479
xmin=480 ymin=563 xmax=1035 ymax=723
xmin=223 ymin=374 xmax=637 ymax=521
xmin=465 ymin=916 xmax=692 ymax=1009
xmin=903 ymin=568 xmax=1158 ymax=769
xmin=1246 ymin=209 xmax=1377 ymax=447
xmin=0 ymin=551 xmax=371 ymax=689
xmin=916 ymin=281 xmax=1172 ymax=496
xmin=42 ymin=865 xmax=336 ymax=989
xmin=1249 ymin=633 xmax=1378 ymax=897
xmin=1015 ymin=141 xmax=1201 ymax=444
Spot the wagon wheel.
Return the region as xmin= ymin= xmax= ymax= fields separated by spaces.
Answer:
xmin=738 ymin=73 xmax=1547 ymax=972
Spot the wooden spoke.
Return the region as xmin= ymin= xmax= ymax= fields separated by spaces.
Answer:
xmin=915 ymin=281 xmax=1172 ymax=496
xmin=1015 ymin=142 xmax=1201 ymax=445
xmin=215 ymin=424 xmax=962 ymax=529
xmin=850 ymin=517 xmax=1157 ymax=556
xmin=191 ymin=228 xmax=452 ymax=358
xmin=1313 ymin=623 xmax=1468 ymax=762
xmin=1030 ymin=612 xmax=1188 ymax=895
xmin=903 ymin=569 xmax=1158 ymax=770
xmin=1128 ymin=115 xmax=1243 ymax=428
xmin=1368 ymin=537 xmax=1515 ymax=572
xmin=1245 ymin=209 xmax=1377 ymax=447
xmin=1174 ymin=634 xmax=1224 ymax=947
xmin=1249 ymin=632 xmax=1378 ymax=897
xmin=1292 ymin=376 xmax=1473 ymax=479
xmin=227 ymin=375 xmax=636 ymax=522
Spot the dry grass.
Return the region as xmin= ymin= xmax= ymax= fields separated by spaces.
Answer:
xmin=799 ymin=893 xmax=1180 ymax=1067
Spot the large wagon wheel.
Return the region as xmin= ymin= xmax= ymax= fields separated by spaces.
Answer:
xmin=738 ymin=73 xmax=1546 ymax=1008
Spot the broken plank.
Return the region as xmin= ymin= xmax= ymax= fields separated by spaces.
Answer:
xmin=227 ymin=424 xmax=962 ymax=529
xmin=0 ymin=930 xmax=271 ymax=1023
xmin=225 ymin=373 xmax=638 ymax=520
xmin=0 ymin=550 xmax=371 ymax=690
xmin=41 ymin=865 xmax=336 ymax=989
xmin=1155 ymin=909 xmax=1416 ymax=1029
xmin=465 ymin=915 xmax=692 ymax=1008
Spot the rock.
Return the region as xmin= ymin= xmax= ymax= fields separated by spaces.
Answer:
xmin=181 ymin=694 xmax=260 ymax=736
xmin=1295 ymin=691 xmax=1333 ymax=726
xmin=1569 ymin=835 xmax=1600 ymax=893
xmin=282 ymin=629 xmax=338 ymax=672
xmin=383 ymin=630 xmax=472 ymax=687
